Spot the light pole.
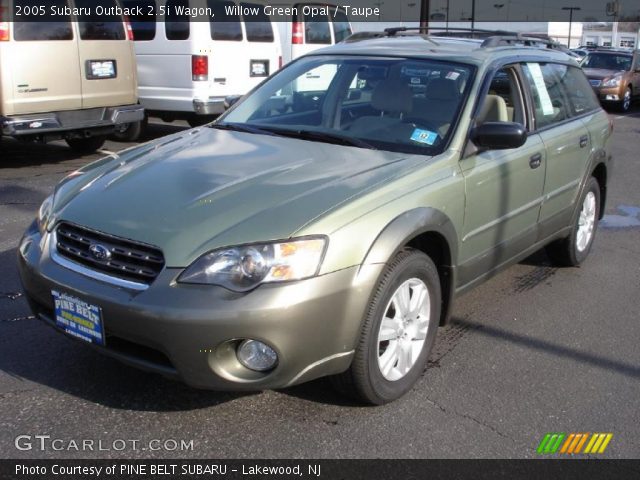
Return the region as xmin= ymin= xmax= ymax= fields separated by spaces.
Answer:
xmin=562 ymin=6 xmax=581 ymax=48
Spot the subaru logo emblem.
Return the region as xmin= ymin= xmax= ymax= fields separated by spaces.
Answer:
xmin=89 ymin=244 xmax=111 ymax=261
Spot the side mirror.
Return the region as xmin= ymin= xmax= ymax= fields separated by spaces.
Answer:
xmin=470 ymin=122 xmax=527 ymax=150
xmin=224 ymin=95 xmax=242 ymax=109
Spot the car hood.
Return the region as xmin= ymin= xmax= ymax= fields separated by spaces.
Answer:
xmin=583 ymin=68 xmax=626 ymax=80
xmin=52 ymin=127 xmax=420 ymax=267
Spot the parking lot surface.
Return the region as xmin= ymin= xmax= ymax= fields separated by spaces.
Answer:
xmin=1 ymin=113 xmax=639 ymax=458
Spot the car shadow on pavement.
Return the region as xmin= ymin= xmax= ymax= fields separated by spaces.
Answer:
xmin=0 ymin=138 xmax=83 ymax=168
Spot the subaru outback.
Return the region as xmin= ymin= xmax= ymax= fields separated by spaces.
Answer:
xmin=18 ymin=29 xmax=612 ymax=404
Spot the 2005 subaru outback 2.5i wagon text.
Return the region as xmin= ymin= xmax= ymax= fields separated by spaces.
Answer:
xmin=18 ymin=29 xmax=613 ymax=404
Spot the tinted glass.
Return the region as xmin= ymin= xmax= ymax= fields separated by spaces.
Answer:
xmin=123 ymin=0 xmax=156 ymax=41
xmin=304 ymin=14 xmax=331 ymax=44
xmin=552 ymin=65 xmax=601 ymax=116
xmin=222 ymin=56 xmax=473 ymax=156
xmin=243 ymin=3 xmax=274 ymax=42
xmin=76 ymin=0 xmax=126 ymax=40
xmin=165 ymin=0 xmax=190 ymax=40
xmin=331 ymin=9 xmax=351 ymax=43
xmin=582 ymin=53 xmax=632 ymax=71
xmin=523 ymin=63 xmax=576 ymax=129
xmin=209 ymin=0 xmax=242 ymax=41
xmin=13 ymin=0 xmax=73 ymax=41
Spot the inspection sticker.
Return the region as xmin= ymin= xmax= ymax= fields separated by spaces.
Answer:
xmin=410 ymin=129 xmax=438 ymax=145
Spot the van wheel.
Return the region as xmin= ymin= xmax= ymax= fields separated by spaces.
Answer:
xmin=188 ymin=116 xmax=215 ymax=128
xmin=111 ymin=117 xmax=146 ymax=142
xmin=66 ymin=135 xmax=107 ymax=155
xmin=546 ymin=177 xmax=600 ymax=267
xmin=331 ymin=248 xmax=440 ymax=405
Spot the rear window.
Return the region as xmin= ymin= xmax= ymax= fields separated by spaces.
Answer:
xmin=13 ymin=0 xmax=73 ymax=41
xmin=75 ymin=0 xmax=126 ymax=40
xmin=303 ymin=14 xmax=331 ymax=44
xmin=331 ymin=8 xmax=351 ymax=43
xmin=122 ymin=0 xmax=157 ymax=41
xmin=242 ymin=3 xmax=274 ymax=42
xmin=165 ymin=0 xmax=190 ymax=40
xmin=208 ymin=0 xmax=242 ymax=41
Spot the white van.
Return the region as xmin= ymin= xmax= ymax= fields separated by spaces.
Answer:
xmin=272 ymin=3 xmax=352 ymax=65
xmin=118 ymin=0 xmax=282 ymax=139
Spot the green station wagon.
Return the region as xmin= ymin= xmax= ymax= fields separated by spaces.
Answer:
xmin=18 ymin=29 xmax=613 ymax=404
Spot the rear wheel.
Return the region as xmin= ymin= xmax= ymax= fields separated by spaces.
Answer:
xmin=65 ymin=135 xmax=107 ymax=155
xmin=110 ymin=116 xmax=146 ymax=142
xmin=546 ymin=176 xmax=600 ymax=266
xmin=331 ymin=248 xmax=441 ymax=405
xmin=188 ymin=115 xmax=216 ymax=128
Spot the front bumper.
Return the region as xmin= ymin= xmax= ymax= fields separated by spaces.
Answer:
xmin=592 ymin=85 xmax=624 ymax=103
xmin=1 ymin=104 xmax=144 ymax=136
xmin=17 ymin=226 xmax=381 ymax=390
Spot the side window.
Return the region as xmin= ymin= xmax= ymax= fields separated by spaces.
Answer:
xmin=303 ymin=14 xmax=331 ymax=44
xmin=165 ymin=0 xmax=190 ymax=41
xmin=242 ymin=3 xmax=274 ymax=42
xmin=122 ymin=0 xmax=156 ymax=41
xmin=553 ymin=65 xmax=601 ymax=116
xmin=209 ymin=0 xmax=242 ymax=41
xmin=76 ymin=0 xmax=126 ymax=40
xmin=522 ymin=63 xmax=571 ymax=130
xmin=13 ymin=0 xmax=73 ymax=41
xmin=331 ymin=8 xmax=352 ymax=43
xmin=476 ymin=67 xmax=525 ymax=127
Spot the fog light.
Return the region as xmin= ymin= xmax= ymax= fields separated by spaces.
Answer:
xmin=237 ymin=340 xmax=278 ymax=372
xmin=606 ymin=94 xmax=619 ymax=101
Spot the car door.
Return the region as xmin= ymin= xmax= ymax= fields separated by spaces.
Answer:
xmin=521 ymin=62 xmax=593 ymax=237
xmin=7 ymin=0 xmax=82 ymax=115
xmin=458 ymin=66 xmax=546 ymax=285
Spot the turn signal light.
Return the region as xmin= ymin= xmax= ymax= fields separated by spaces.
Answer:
xmin=292 ymin=21 xmax=303 ymax=44
xmin=192 ymin=55 xmax=208 ymax=81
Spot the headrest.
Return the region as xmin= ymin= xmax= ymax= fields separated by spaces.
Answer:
xmin=477 ymin=94 xmax=508 ymax=124
xmin=426 ymin=78 xmax=460 ymax=101
xmin=372 ymin=79 xmax=413 ymax=114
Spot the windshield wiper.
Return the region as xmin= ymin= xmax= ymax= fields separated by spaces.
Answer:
xmin=208 ymin=122 xmax=277 ymax=136
xmin=259 ymin=127 xmax=377 ymax=150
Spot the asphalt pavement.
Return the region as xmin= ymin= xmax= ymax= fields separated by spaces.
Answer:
xmin=1 ymin=113 xmax=639 ymax=459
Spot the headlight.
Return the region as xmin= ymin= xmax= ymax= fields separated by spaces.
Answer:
xmin=177 ymin=237 xmax=327 ymax=292
xmin=37 ymin=195 xmax=54 ymax=235
xmin=602 ymin=76 xmax=622 ymax=87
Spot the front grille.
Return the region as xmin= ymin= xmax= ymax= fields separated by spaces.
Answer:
xmin=55 ymin=222 xmax=165 ymax=284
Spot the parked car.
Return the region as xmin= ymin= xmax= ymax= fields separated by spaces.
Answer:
xmin=116 ymin=0 xmax=282 ymax=140
xmin=18 ymin=30 xmax=612 ymax=404
xmin=581 ymin=48 xmax=640 ymax=112
xmin=571 ymin=48 xmax=589 ymax=59
xmin=0 ymin=0 xmax=144 ymax=153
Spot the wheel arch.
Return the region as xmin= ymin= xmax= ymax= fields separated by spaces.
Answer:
xmin=591 ymin=162 xmax=608 ymax=220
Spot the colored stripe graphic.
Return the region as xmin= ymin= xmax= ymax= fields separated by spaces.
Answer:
xmin=539 ymin=432 xmax=613 ymax=454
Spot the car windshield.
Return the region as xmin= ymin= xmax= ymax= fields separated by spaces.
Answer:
xmin=218 ymin=55 xmax=474 ymax=155
xmin=582 ymin=53 xmax=632 ymax=71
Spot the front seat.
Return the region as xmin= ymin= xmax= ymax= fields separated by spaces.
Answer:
xmin=412 ymin=78 xmax=461 ymax=134
xmin=476 ymin=94 xmax=509 ymax=124
xmin=349 ymin=78 xmax=413 ymax=135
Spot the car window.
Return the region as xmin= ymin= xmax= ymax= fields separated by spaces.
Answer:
xmin=123 ymin=0 xmax=156 ymax=41
xmin=242 ymin=3 xmax=274 ymax=42
xmin=582 ymin=53 xmax=632 ymax=71
xmin=221 ymin=56 xmax=473 ymax=155
xmin=75 ymin=0 xmax=126 ymax=40
xmin=522 ymin=63 xmax=572 ymax=130
xmin=13 ymin=0 xmax=73 ymax=41
xmin=304 ymin=14 xmax=331 ymax=44
xmin=477 ymin=67 xmax=525 ymax=127
xmin=208 ymin=0 xmax=242 ymax=41
xmin=551 ymin=65 xmax=601 ymax=116
xmin=165 ymin=0 xmax=190 ymax=40
xmin=331 ymin=8 xmax=352 ymax=43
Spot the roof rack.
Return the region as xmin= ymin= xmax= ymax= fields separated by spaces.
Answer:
xmin=480 ymin=34 xmax=566 ymax=51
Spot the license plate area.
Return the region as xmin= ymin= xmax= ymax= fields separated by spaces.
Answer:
xmin=52 ymin=290 xmax=105 ymax=346
xmin=86 ymin=60 xmax=117 ymax=80
xmin=250 ymin=59 xmax=269 ymax=78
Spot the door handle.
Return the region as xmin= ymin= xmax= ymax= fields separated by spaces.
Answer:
xmin=579 ymin=135 xmax=589 ymax=148
xmin=529 ymin=152 xmax=542 ymax=169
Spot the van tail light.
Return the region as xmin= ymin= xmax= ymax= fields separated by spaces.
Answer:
xmin=0 ymin=5 xmax=9 ymax=41
xmin=192 ymin=55 xmax=208 ymax=81
xmin=292 ymin=22 xmax=303 ymax=45
xmin=124 ymin=16 xmax=134 ymax=41
xmin=278 ymin=56 xmax=283 ymax=69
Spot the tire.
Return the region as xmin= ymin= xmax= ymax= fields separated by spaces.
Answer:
xmin=331 ymin=248 xmax=441 ymax=405
xmin=619 ymin=87 xmax=632 ymax=113
xmin=546 ymin=177 xmax=600 ymax=267
xmin=188 ymin=115 xmax=215 ymax=128
xmin=110 ymin=116 xmax=146 ymax=142
xmin=65 ymin=135 xmax=107 ymax=155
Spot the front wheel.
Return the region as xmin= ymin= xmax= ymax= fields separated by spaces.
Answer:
xmin=619 ymin=87 xmax=632 ymax=113
xmin=546 ymin=177 xmax=600 ymax=267
xmin=331 ymin=248 xmax=441 ymax=405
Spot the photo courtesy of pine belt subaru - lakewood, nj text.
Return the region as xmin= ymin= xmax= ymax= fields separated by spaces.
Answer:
xmin=18 ymin=29 xmax=613 ymax=405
